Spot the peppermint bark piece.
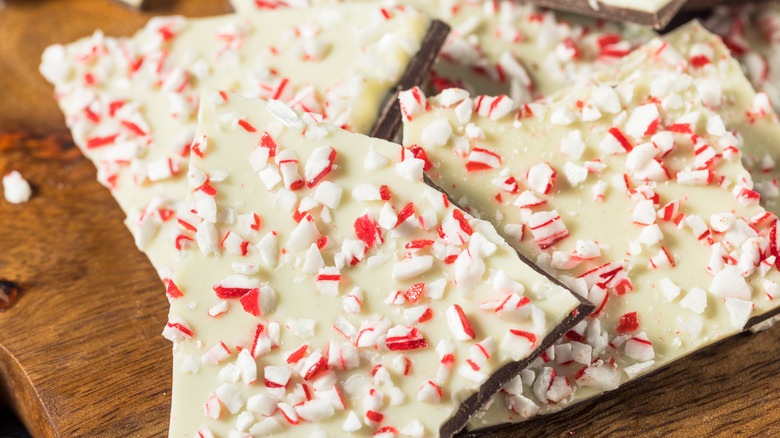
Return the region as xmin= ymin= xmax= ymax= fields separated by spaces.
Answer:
xmin=589 ymin=21 xmax=780 ymax=322
xmin=166 ymin=91 xmax=588 ymax=437
xmin=400 ymin=33 xmax=780 ymax=426
xmin=39 ymin=4 xmax=439 ymax=287
xmin=230 ymin=0 xmax=653 ymax=107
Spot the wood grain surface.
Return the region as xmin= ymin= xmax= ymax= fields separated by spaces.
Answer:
xmin=2 ymin=1 xmax=780 ymax=437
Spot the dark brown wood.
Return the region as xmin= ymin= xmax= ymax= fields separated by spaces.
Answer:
xmin=3 ymin=1 xmax=780 ymax=438
xmin=0 ymin=132 xmax=171 ymax=438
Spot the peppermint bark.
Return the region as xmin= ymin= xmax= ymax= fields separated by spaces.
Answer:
xmin=400 ymin=24 xmax=780 ymax=429
xmin=39 ymin=4 xmax=433 ymax=288
xmin=166 ymin=91 xmax=585 ymax=437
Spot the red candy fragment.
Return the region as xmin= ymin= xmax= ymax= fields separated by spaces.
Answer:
xmin=404 ymin=283 xmax=425 ymax=303
xmin=386 ymin=327 xmax=428 ymax=351
xmin=616 ymin=312 xmax=640 ymax=333
xmin=408 ymin=145 xmax=433 ymax=170
xmin=165 ymin=279 xmax=183 ymax=299
xmin=259 ymin=132 xmax=278 ymax=157
xmin=354 ymin=213 xmax=383 ymax=249
xmin=394 ymin=202 xmax=416 ymax=228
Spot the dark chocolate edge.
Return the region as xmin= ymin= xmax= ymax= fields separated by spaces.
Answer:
xmin=414 ymin=173 xmax=596 ymax=438
xmin=745 ymin=305 xmax=780 ymax=330
xmin=531 ymin=0 xmax=687 ymax=30
xmin=440 ymin=300 xmax=593 ymax=438
xmin=370 ymin=20 xmax=451 ymax=142
xmin=459 ymin=328 xmax=761 ymax=437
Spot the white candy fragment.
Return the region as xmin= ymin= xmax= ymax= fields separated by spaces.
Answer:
xmin=631 ymin=199 xmax=656 ymax=225
xmin=216 ymin=383 xmax=244 ymax=414
xmin=506 ymin=394 xmax=540 ymax=418
xmin=659 ymin=277 xmax=681 ymax=302
xmin=500 ymin=329 xmax=536 ymax=360
xmin=475 ymin=95 xmax=513 ymax=120
xmin=295 ymin=399 xmax=335 ymax=422
xmin=421 ymin=118 xmax=452 ymax=148
xmin=592 ymin=85 xmax=621 ymax=114
xmin=286 ymin=214 xmax=320 ymax=251
xmin=550 ymin=107 xmax=576 ymax=126
xmin=162 ymin=315 xmax=193 ymax=342
xmin=395 ymin=155 xmax=425 ymax=182
xmin=724 ymin=297 xmax=753 ymax=329
xmin=710 ymin=266 xmax=752 ymax=300
xmin=680 ymin=287 xmax=708 ymax=314
xmin=196 ymin=221 xmax=220 ymax=256
xmin=560 ymin=131 xmax=586 ymax=160
xmin=623 ymin=332 xmax=654 ymax=362
xmin=417 ymin=380 xmax=443 ymax=403
xmin=342 ymin=410 xmax=362 ymax=432
xmin=526 ymin=162 xmax=556 ymax=195
xmin=247 ymin=393 xmax=277 ymax=417
xmin=623 ymin=360 xmax=655 ymax=379
xmin=398 ymin=87 xmax=426 ymax=121
xmin=392 ymin=255 xmax=434 ymax=281
xmin=624 ymin=103 xmax=660 ymax=138
xmin=446 ymin=304 xmax=476 ymax=341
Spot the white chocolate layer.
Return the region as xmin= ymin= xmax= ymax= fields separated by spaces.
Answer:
xmin=401 ymin=22 xmax=780 ymax=428
xmin=39 ymin=4 xmax=430 ymax=283
xmin=230 ymin=0 xmax=653 ymax=105
xmin=167 ymin=91 xmax=580 ymax=437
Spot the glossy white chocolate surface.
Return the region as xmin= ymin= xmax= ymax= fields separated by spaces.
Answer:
xmin=39 ymin=4 xmax=430 ymax=282
xmin=166 ymin=91 xmax=580 ymax=437
xmin=401 ymin=22 xmax=780 ymax=428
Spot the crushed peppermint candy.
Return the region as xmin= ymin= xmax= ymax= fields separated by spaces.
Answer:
xmin=165 ymin=91 xmax=582 ymax=437
xmin=3 ymin=171 xmax=32 ymax=204
xmin=402 ymin=22 xmax=780 ymax=429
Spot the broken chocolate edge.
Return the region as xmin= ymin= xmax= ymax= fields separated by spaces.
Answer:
xmin=370 ymin=19 xmax=451 ymax=142
xmin=458 ymin=329 xmax=756 ymax=437
xmin=413 ymin=174 xmax=596 ymax=438
xmin=440 ymin=300 xmax=593 ymax=438
xmin=531 ymin=0 xmax=687 ymax=30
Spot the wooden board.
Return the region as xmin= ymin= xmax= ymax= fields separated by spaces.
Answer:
xmin=2 ymin=1 xmax=780 ymax=437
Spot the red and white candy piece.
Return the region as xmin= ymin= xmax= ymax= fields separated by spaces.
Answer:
xmin=623 ymin=332 xmax=654 ymax=362
xmin=212 ymin=274 xmax=260 ymax=299
xmin=417 ymin=380 xmax=443 ymax=403
xmin=239 ymin=285 xmax=277 ymax=317
xmin=466 ymin=147 xmax=502 ymax=172
xmin=304 ymin=146 xmax=336 ymax=188
xmin=446 ymin=304 xmax=476 ymax=341
xmin=528 ymin=210 xmax=569 ymax=249
xmin=526 ymin=162 xmax=556 ymax=195
xmin=500 ymin=330 xmax=537 ymax=360
xmin=162 ymin=315 xmax=193 ymax=342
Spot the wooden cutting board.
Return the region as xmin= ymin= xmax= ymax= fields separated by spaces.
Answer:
xmin=2 ymin=1 xmax=780 ymax=437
